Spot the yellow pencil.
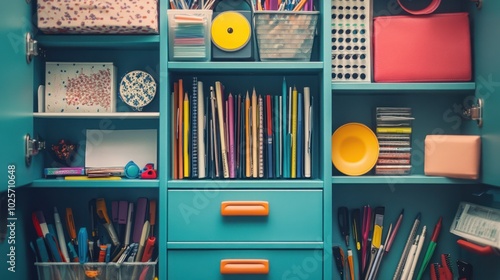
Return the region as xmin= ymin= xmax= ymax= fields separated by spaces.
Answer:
xmin=245 ymin=91 xmax=251 ymax=177
xmin=291 ymin=86 xmax=298 ymax=178
xmin=183 ymin=92 xmax=190 ymax=177
xmin=251 ymin=88 xmax=258 ymax=178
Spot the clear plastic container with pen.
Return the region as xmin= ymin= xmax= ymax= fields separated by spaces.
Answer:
xmin=35 ymin=261 xmax=157 ymax=280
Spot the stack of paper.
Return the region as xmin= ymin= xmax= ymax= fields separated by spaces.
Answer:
xmin=172 ymin=15 xmax=208 ymax=59
xmin=375 ymin=107 xmax=414 ymax=175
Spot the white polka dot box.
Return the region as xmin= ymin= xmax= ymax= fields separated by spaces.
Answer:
xmin=37 ymin=0 xmax=158 ymax=34
xmin=45 ymin=62 xmax=117 ymax=113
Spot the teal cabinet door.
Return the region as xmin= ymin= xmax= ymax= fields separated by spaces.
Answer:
xmin=0 ymin=1 xmax=34 ymax=189
xmin=471 ymin=1 xmax=500 ymax=187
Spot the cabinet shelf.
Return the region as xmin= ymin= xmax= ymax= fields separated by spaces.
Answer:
xmin=36 ymin=35 xmax=160 ymax=49
xmin=30 ymin=178 xmax=159 ymax=188
xmin=168 ymin=61 xmax=323 ymax=73
xmin=331 ymin=82 xmax=476 ymax=93
xmin=168 ymin=179 xmax=324 ymax=189
xmin=332 ymin=175 xmax=477 ymax=184
xmin=33 ymin=112 xmax=160 ymax=119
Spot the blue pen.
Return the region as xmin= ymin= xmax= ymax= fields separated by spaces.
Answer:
xmin=77 ymin=227 xmax=88 ymax=264
xmin=45 ymin=233 xmax=63 ymax=262
xmin=36 ymin=237 xmax=50 ymax=262
xmin=282 ymin=77 xmax=291 ymax=178
xmin=297 ymin=92 xmax=304 ymax=178
xmin=105 ymin=244 xmax=111 ymax=262
xmin=266 ymin=95 xmax=274 ymax=178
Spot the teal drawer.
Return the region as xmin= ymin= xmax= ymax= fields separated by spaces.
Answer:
xmin=168 ymin=190 xmax=323 ymax=242
xmin=168 ymin=249 xmax=323 ymax=280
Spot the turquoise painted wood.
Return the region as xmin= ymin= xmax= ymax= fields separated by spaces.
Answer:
xmin=168 ymin=249 xmax=323 ymax=280
xmin=168 ymin=190 xmax=323 ymax=242
xmin=470 ymin=0 xmax=500 ymax=187
xmin=0 ymin=0 xmax=35 ymax=188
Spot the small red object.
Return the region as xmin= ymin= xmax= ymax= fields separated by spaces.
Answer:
xmin=141 ymin=163 xmax=157 ymax=179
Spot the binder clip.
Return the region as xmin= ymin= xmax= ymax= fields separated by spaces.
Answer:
xmin=430 ymin=254 xmax=453 ymax=280
xmin=141 ymin=163 xmax=157 ymax=179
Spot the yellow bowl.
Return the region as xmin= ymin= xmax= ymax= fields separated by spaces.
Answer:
xmin=331 ymin=123 xmax=379 ymax=176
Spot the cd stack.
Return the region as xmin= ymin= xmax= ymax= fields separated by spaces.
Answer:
xmin=375 ymin=107 xmax=414 ymax=175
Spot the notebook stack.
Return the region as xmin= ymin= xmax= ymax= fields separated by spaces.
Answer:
xmin=375 ymin=107 xmax=414 ymax=175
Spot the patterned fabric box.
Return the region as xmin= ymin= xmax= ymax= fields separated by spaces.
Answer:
xmin=45 ymin=62 xmax=117 ymax=113
xmin=37 ymin=0 xmax=158 ymax=34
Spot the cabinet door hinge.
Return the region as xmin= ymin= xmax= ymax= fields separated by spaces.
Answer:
xmin=26 ymin=32 xmax=38 ymax=64
xmin=462 ymin=98 xmax=483 ymax=128
xmin=25 ymin=134 xmax=45 ymax=167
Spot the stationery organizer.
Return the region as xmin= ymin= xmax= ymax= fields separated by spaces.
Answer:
xmin=254 ymin=11 xmax=319 ymax=61
xmin=167 ymin=9 xmax=213 ymax=61
xmin=331 ymin=0 xmax=372 ymax=81
xmin=35 ymin=262 xmax=157 ymax=280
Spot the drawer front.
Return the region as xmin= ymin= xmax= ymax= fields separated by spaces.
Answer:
xmin=168 ymin=190 xmax=323 ymax=242
xmin=168 ymin=249 xmax=323 ymax=280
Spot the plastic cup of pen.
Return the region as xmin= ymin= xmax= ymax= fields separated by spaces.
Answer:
xmin=254 ymin=11 xmax=319 ymax=61
xmin=35 ymin=262 xmax=157 ymax=280
xmin=167 ymin=9 xmax=213 ymax=61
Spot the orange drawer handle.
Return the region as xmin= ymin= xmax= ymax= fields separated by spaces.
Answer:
xmin=220 ymin=259 xmax=269 ymax=274
xmin=220 ymin=201 xmax=269 ymax=216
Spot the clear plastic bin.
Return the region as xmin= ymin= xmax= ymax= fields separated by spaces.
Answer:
xmin=254 ymin=11 xmax=319 ymax=61
xmin=35 ymin=262 xmax=156 ymax=280
xmin=167 ymin=9 xmax=213 ymax=61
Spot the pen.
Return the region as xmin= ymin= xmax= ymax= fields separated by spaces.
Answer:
xmin=77 ymin=227 xmax=88 ymax=264
xmin=401 ymin=234 xmax=420 ymax=280
xmin=266 ymin=95 xmax=273 ymax=178
xmin=385 ymin=209 xmax=404 ymax=253
xmin=416 ymin=217 xmax=442 ymax=280
xmin=228 ymin=93 xmax=236 ymax=178
xmin=135 ymin=221 xmax=151 ymax=262
xmin=408 ymin=226 xmax=427 ymax=280
xmin=183 ymin=92 xmax=190 ymax=177
xmin=53 ymin=207 xmax=70 ymax=262
xmin=351 ymin=208 xmax=363 ymax=278
xmin=149 ymin=199 xmax=157 ymax=237
xmin=347 ymin=249 xmax=355 ymax=280
xmin=252 ymin=88 xmax=258 ymax=178
xmin=393 ymin=212 xmax=421 ymax=280
xmin=245 ymin=91 xmax=251 ymax=177
xmin=141 ymin=236 xmax=156 ymax=262
xmin=65 ymin=208 xmax=77 ymax=246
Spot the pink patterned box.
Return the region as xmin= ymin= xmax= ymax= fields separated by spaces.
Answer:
xmin=37 ymin=0 xmax=158 ymax=34
xmin=45 ymin=62 xmax=117 ymax=113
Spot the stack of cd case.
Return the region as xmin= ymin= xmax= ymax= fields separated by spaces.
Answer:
xmin=167 ymin=10 xmax=212 ymax=61
xmin=375 ymin=107 xmax=414 ymax=175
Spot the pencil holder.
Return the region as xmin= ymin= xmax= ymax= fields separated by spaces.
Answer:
xmin=254 ymin=11 xmax=319 ymax=61
xmin=167 ymin=9 xmax=213 ymax=61
xmin=35 ymin=262 xmax=157 ymax=280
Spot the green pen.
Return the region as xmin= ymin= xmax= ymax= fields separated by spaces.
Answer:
xmin=416 ymin=217 xmax=442 ymax=280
